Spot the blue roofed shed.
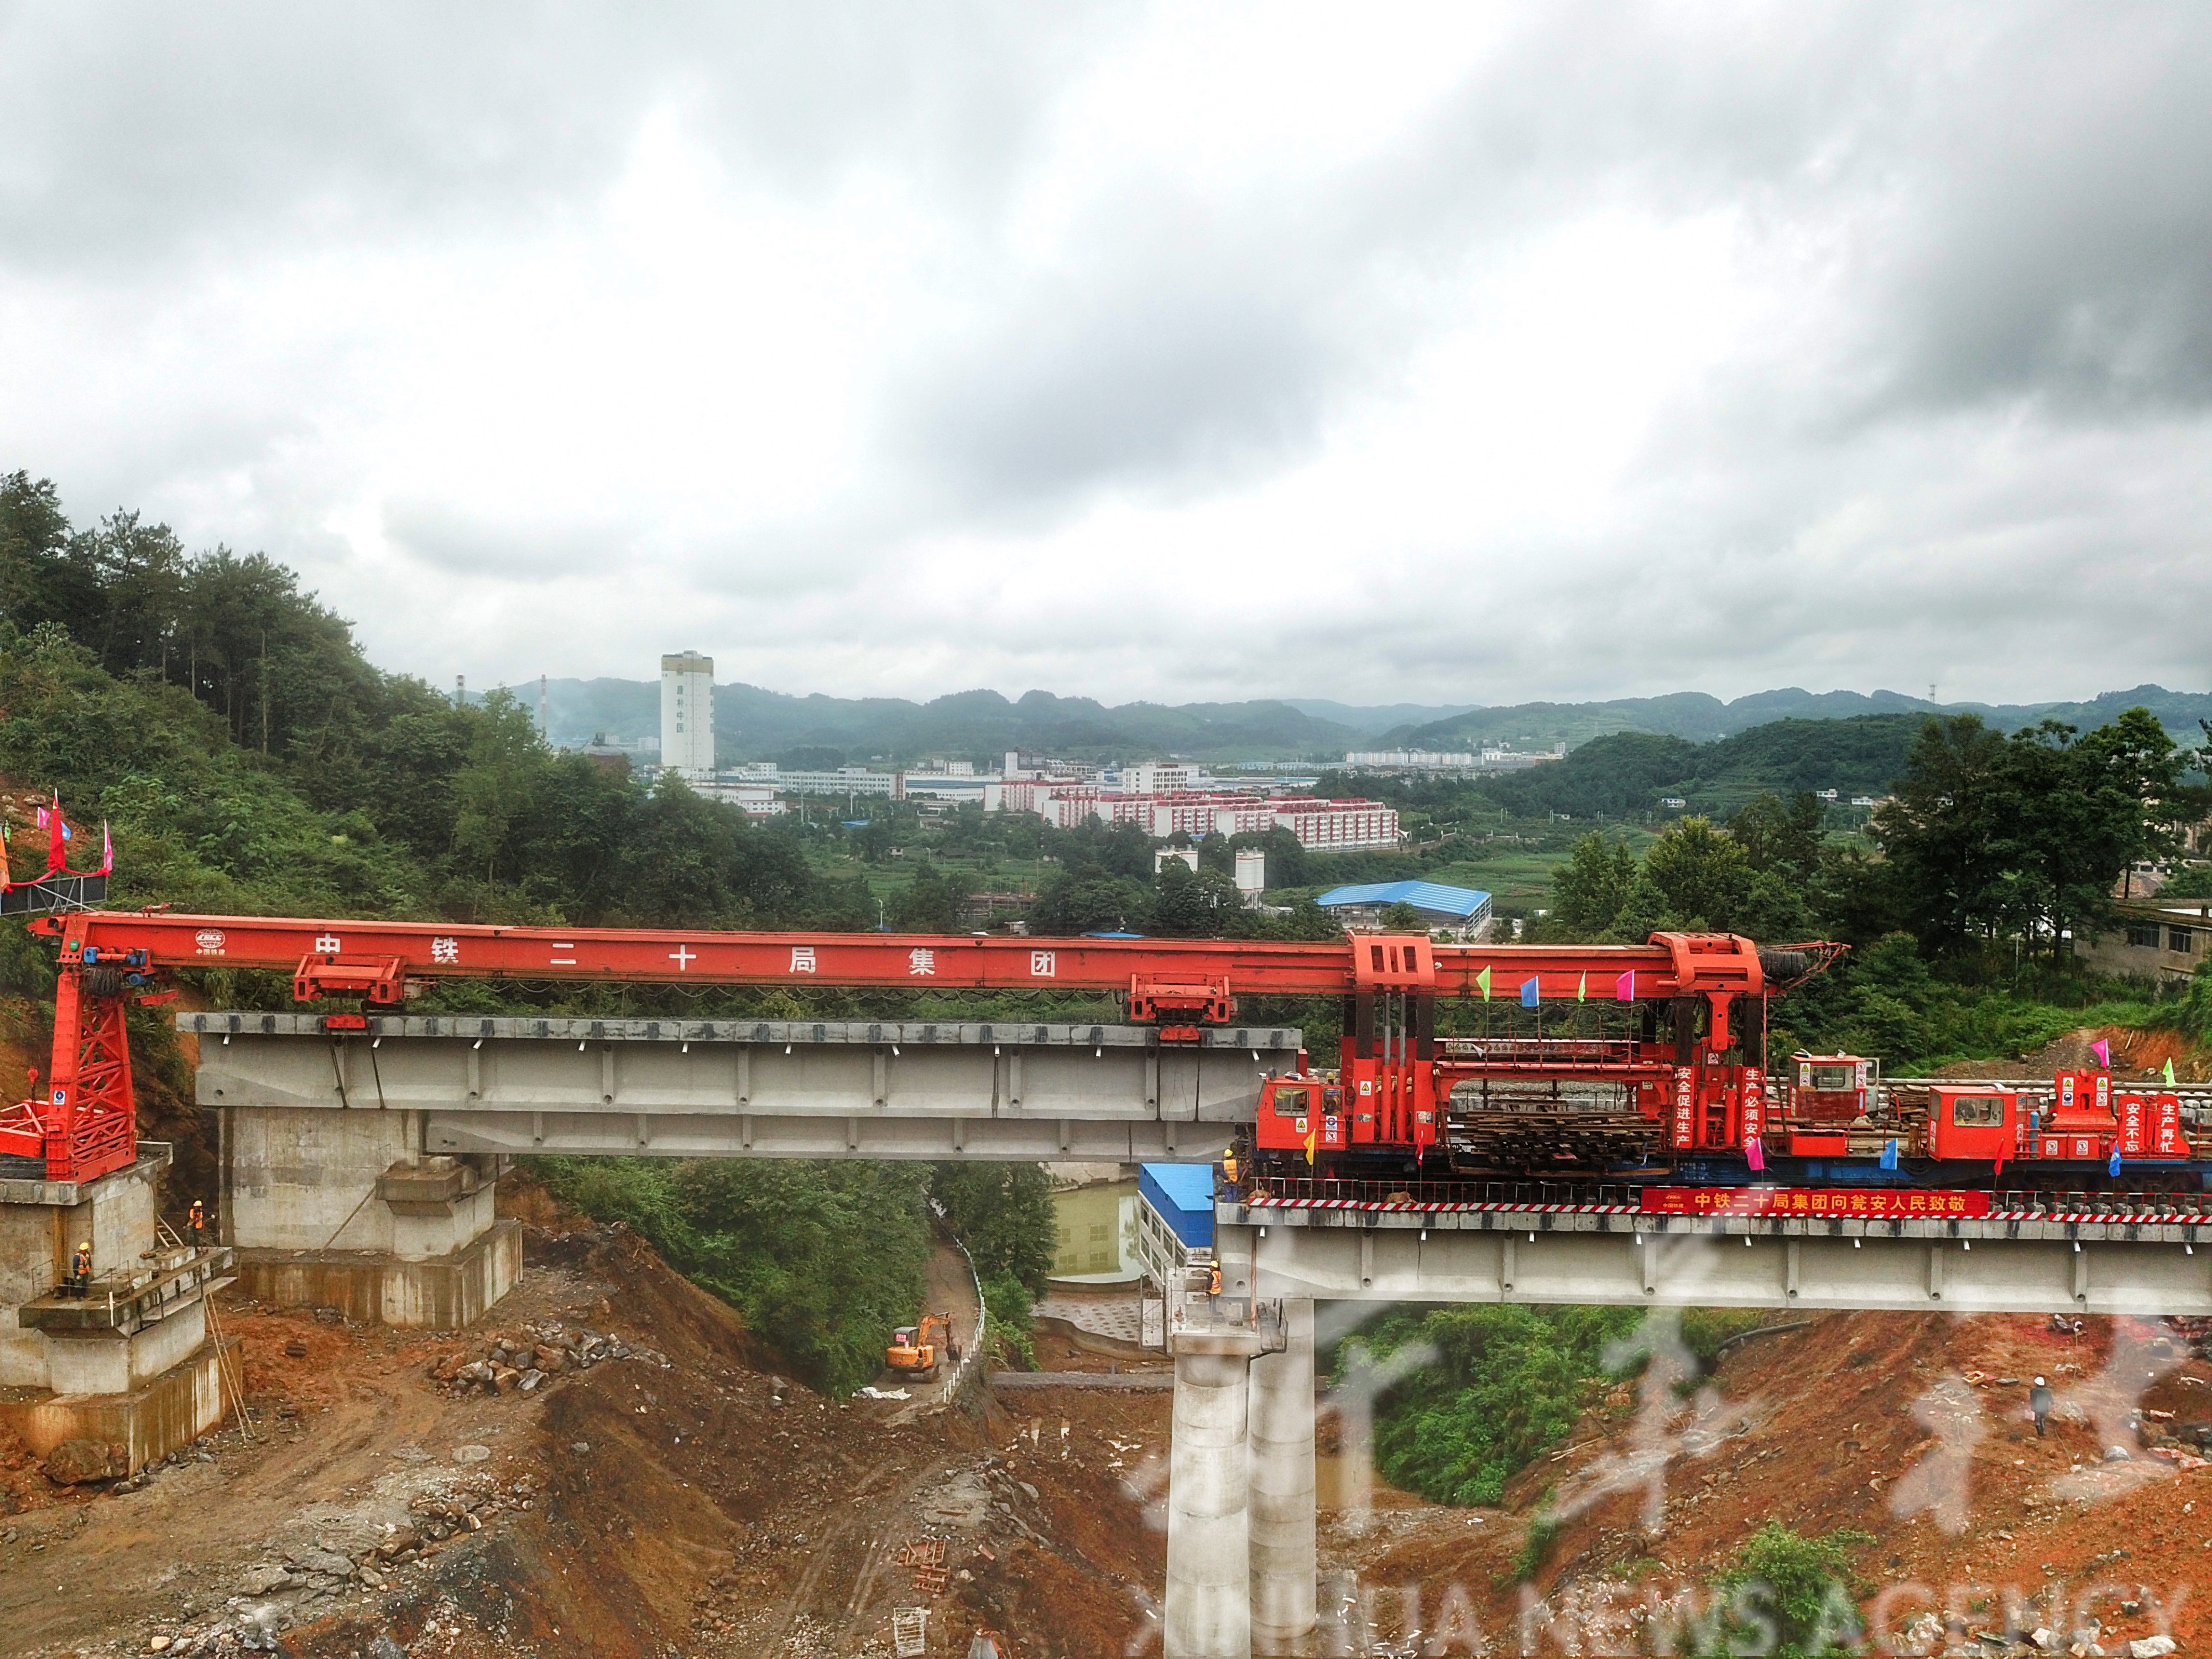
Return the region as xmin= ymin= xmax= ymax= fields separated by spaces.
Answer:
xmin=1138 ymin=1164 xmax=1214 ymax=1250
xmin=1314 ymin=879 xmax=1494 ymax=939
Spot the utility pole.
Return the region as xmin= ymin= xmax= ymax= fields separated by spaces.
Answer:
xmin=260 ymin=629 xmax=269 ymax=754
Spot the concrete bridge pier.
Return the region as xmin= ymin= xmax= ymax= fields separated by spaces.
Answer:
xmin=1166 ymin=1331 xmax=1265 ymax=1659
xmin=1249 ymin=1296 xmax=1317 ymax=1655
xmin=221 ymin=1107 xmax=518 ymax=1327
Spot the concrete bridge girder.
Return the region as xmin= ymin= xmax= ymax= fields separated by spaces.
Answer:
xmin=187 ymin=1015 xmax=1300 ymax=1133
xmin=1219 ymin=1208 xmax=2212 ymax=1317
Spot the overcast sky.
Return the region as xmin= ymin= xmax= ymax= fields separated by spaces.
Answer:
xmin=2 ymin=4 xmax=2207 ymax=708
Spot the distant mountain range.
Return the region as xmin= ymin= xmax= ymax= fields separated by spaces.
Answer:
xmin=514 ymin=678 xmax=2209 ymax=766
xmin=1391 ymin=686 xmax=2212 ymax=750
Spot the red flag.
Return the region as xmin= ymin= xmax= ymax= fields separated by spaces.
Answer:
xmin=44 ymin=792 xmax=66 ymax=874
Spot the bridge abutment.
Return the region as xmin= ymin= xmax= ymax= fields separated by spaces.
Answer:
xmin=0 ymin=1145 xmax=237 ymax=1472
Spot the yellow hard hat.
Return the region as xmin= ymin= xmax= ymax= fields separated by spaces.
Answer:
xmin=77 ymin=1241 xmax=89 ymax=1250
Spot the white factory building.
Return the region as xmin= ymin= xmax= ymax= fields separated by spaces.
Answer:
xmin=659 ymin=651 xmax=715 ymax=782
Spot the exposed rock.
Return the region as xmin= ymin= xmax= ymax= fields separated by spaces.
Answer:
xmin=236 ymin=1564 xmax=293 ymax=1596
xmin=2127 ymin=1642 xmax=2177 ymax=1659
xmin=44 ymin=1439 xmax=124 ymax=1485
xmin=287 ymin=1544 xmax=354 ymax=1578
xmin=452 ymin=1444 xmax=490 ymax=1464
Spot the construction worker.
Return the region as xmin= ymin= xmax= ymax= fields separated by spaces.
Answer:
xmin=187 ymin=1199 xmax=209 ymax=1251
xmin=1221 ymin=1147 xmax=1240 ymax=1194
xmin=1207 ymin=1259 xmax=1222 ymax=1312
xmin=66 ymin=1240 xmax=92 ymax=1298
xmin=2030 ymin=1375 xmax=2054 ymax=1438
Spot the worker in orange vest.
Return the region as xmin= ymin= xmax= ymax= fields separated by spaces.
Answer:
xmin=67 ymin=1240 xmax=92 ymax=1298
xmin=187 ymin=1199 xmax=210 ymax=1251
xmin=1221 ymin=1149 xmax=1240 ymax=1194
xmin=1207 ymin=1260 xmax=1222 ymax=1311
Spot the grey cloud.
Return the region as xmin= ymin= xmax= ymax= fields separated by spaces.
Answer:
xmin=382 ymin=497 xmax=642 ymax=579
xmin=0 ymin=3 xmax=1098 ymax=270
xmin=892 ymin=222 xmax=1353 ymax=506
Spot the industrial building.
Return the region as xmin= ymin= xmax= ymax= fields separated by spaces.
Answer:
xmin=1314 ymin=878 xmax=1494 ymax=939
xmin=658 ymin=651 xmax=714 ymax=782
xmin=2074 ymin=896 xmax=2209 ymax=984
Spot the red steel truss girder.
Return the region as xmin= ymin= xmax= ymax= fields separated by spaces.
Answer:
xmin=31 ymin=912 xmax=1765 ymax=1001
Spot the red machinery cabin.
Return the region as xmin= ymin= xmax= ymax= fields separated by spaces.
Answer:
xmin=2024 ymin=1068 xmax=2116 ymax=1162
xmin=1924 ymin=1086 xmax=2017 ymax=1163
xmin=1789 ymin=1052 xmax=1872 ymax=1125
xmin=1254 ymin=1075 xmax=1347 ymax=1159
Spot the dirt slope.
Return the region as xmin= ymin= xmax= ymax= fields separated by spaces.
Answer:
xmin=0 ymin=1214 xmax=1170 ymax=1658
xmin=1333 ymin=1310 xmax=2212 ymax=1655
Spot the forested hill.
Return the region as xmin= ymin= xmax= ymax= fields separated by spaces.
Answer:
xmin=1477 ymin=715 xmax=1934 ymax=819
xmin=1394 ymin=686 xmax=2212 ymax=752
xmin=0 ymin=471 xmax=867 ymax=930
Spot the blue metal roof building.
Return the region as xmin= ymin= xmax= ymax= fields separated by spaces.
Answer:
xmin=1314 ymin=879 xmax=1495 ymax=938
xmin=1138 ymin=1163 xmax=1215 ymax=1249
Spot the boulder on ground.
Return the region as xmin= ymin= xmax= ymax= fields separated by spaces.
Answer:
xmin=44 ymin=1438 xmax=124 ymax=1485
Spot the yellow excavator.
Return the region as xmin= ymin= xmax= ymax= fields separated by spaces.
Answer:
xmin=886 ymin=1312 xmax=956 ymax=1381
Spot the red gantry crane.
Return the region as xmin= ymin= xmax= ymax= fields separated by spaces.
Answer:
xmin=0 ymin=904 xmax=1782 ymax=1185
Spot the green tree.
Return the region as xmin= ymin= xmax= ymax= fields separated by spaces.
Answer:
xmin=2164 ymin=864 xmax=2212 ymax=900
xmin=1715 ymin=1522 xmax=1871 ymax=1659
xmin=1350 ymin=1305 xmax=1643 ymax=1507
xmin=1729 ymin=791 xmax=1827 ymax=880
xmin=1643 ymin=817 xmax=1752 ymax=930
xmin=2002 ymin=711 xmax=2183 ymax=959
xmin=888 ymin=859 xmax=967 ymax=933
xmin=1376 ymin=899 xmax=1421 ymax=931
xmin=1550 ymin=832 xmax=1637 ymax=937
xmin=1030 ymin=870 xmax=1152 ymax=935
xmin=1875 ymin=714 xmax=2021 ymax=948
xmin=929 ymin=1164 xmax=1056 ymax=1292
xmin=535 ymin=1157 xmax=932 ymax=1397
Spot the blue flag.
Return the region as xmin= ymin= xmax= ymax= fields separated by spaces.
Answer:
xmin=1880 ymin=1139 xmax=1898 ymax=1171
xmin=2109 ymin=1147 xmax=2122 ymax=1178
xmin=1520 ymin=977 xmax=1540 ymax=1008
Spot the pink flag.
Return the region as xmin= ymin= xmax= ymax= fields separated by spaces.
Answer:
xmin=1745 ymin=1135 xmax=1765 ymax=1172
xmin=1615 ymin=969 xmax=1635 ymax=1002
xmin=2091 ymin=1037 xmax=2111 ymax=1068
xmin=97 ymin=823 xmax=112 ymax=877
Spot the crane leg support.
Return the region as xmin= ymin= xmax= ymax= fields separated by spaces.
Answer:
xmin=1249 ymin=1297 xmax=1317 ymax=1655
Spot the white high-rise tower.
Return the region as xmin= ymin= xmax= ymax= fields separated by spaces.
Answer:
xmin=660 ymin=651 xmax=714 ymax=781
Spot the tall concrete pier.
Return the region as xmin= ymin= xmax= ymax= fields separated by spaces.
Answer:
xmin=1248 ymin=1296 xmax=1317 ymax=1653
xmin=1165 ymin=1335 xmax=1262 ymax=1659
